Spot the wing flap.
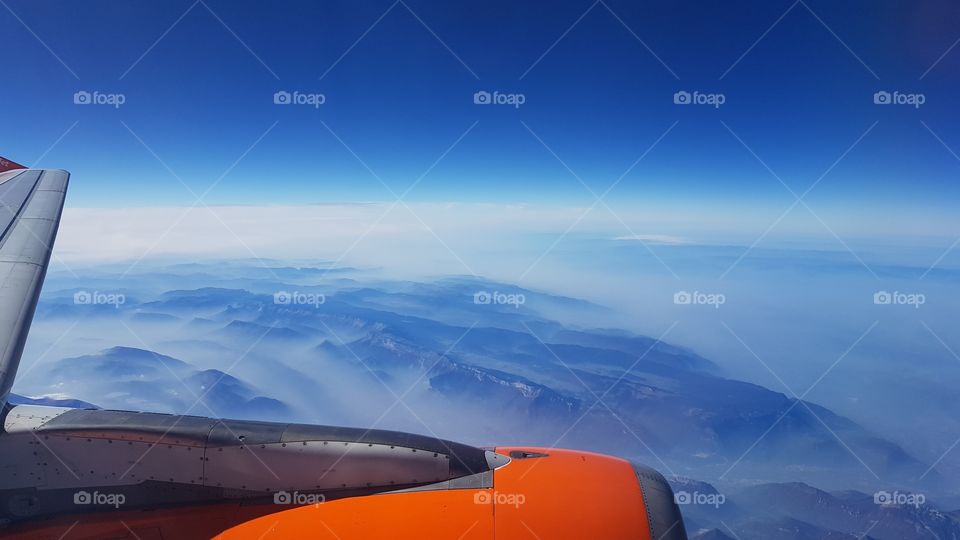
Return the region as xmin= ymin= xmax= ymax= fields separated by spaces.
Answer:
xmin=0 ymin=169 xmax=69 ymax=403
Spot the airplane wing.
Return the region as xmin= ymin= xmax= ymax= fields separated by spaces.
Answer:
xmin=0 ymin=163 xmax=69 ymax=404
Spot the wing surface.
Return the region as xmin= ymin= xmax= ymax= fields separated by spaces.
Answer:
xmin=0 ymin=167 xmax=69 ymax=403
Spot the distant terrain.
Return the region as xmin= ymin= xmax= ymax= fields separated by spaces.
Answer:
xmin=14 ymin=260 xmax=960 ymax=538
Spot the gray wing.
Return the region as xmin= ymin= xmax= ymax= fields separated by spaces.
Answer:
xmin=0 ymin=168 xmax=69 ymax=404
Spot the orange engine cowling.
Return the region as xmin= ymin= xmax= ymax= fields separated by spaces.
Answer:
xmin=218 ymin=447 xmax=687 ymax=540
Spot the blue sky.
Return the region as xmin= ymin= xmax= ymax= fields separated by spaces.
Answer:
xmin=2 ymin=0 xmax=959 ymax=221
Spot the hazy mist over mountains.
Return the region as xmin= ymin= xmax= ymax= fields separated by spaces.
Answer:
xmin=13 ymin=255 xmax=960 ymax=539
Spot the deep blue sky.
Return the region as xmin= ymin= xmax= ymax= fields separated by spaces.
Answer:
xmin=2 ymin=0 xmax=959 ymax=214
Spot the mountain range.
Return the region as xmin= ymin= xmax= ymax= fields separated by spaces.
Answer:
xmin=16 ymin=261 xmax=960 ymax=536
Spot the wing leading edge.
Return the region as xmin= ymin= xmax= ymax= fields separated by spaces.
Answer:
xmin=0 ymin=168 xmax=69 ymax=404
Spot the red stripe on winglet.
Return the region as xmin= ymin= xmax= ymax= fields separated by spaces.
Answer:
xmin=0 ymin=156 xmax=26 ymax=173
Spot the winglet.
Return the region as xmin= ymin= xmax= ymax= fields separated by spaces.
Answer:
xmin=0 ymin=156 xmax=26 ymax=173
